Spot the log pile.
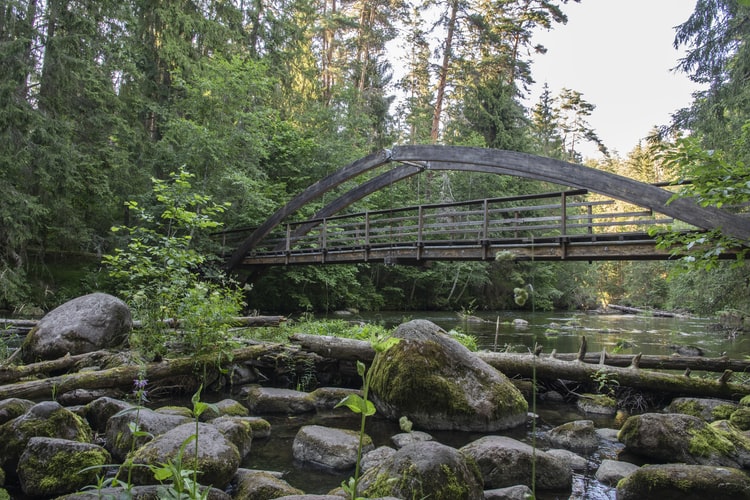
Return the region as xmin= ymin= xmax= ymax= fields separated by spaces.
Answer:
xmin=0 ymin=332 xmax=748 ymax=402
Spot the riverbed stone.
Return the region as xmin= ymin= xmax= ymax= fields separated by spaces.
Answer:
xmin=576 ymin=394 xmax=617 ymax=415
xmin=391 ymin=430 xmax=433 ymax=448
xmin=230 ymin=469 xmax=304 ymax=499
xmin=361 ymin=446 xmax=396 ymax=472
xmin=129 ymin=422 xmax=241 ymax=488
xmin=57 ymin=485 xmax=232 ymax=499
xmin=546 ymin=419 xmax=599 ymax=454
xmin=616 ymin=463 xmax=750 ymax=500
xmin=618 ymin=412 xmax=750 ymax=468
xmin=84 ymin=396 xmax=133 ymax=433
xmin=594 ymin=459 xmax=638 ymax=486
xmin=242 ymin=385 xmax=315 ymax=414
xmin=0 ymin=398 xmax=35 ymax=425
xmin=483 ymin=485 xmax=535 ymax=500
xmin=667 ymin=397 xmax=739 ymax=422
xmin=369 ymin=319 xmax=528 ymax=432
xmin=17 ymin=437 xmax=110 ymax=498
xmin=292 ymin=425 xmax=372 ymax=471
xmin=545 ymin=448 xmax=594 ymax=471
xmin=105 ymin=406 xmax=191 ymax=461
xmin=211 ymin=415 xmax=253 ymax=459
xmin=358 ymin=440 xmax=484 ymax=499
xmin=460 ymin=435 xmax=572 ymax=491
xmin=0 ymin=401 xmax=93 ymax=474
xmin=309 ymin=386 xmax=361 ymax=411
xmin=19 ymin=292 xmax=131 ymax=362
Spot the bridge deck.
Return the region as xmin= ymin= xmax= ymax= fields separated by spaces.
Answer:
xmin=217 ymin=189 xmax=692 ymax=267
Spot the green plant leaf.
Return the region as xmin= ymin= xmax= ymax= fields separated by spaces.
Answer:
xmin=335 ymin=394 xmax=375 ymax=416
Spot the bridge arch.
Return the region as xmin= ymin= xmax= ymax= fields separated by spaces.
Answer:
xmin=227 ymin=145 xmax=750 ymax=271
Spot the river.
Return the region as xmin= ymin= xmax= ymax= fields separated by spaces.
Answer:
xmin=354 ymin=309 xmax=747 ymax=359
xmin=243 ymin=309 xmax=746 ymax=499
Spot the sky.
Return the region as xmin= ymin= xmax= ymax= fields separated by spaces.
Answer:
xmin=527 ymin=0 xmax=704 ymax=158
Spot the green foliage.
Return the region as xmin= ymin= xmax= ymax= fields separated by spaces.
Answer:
xmin=103 ymin=168 xmax=243 ymax=359
xmin=592 ymin=369 xmax=619 ymax=397
xmin=652 ymin=136 xmax=749 ymax=270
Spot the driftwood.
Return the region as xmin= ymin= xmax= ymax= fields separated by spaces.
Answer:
xmin=607 ymin=304 xmax=688 ymax=318
xmin=0 ymin=343 xmax=295 ymax=401
xmin=0 ymin=350 xmax=113 ymax=384
xmin=289 ymin=333 xmax=750 ymax=399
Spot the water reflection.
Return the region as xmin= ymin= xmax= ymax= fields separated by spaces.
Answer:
xmin=355 ymin=310 xmax=749 ymax=359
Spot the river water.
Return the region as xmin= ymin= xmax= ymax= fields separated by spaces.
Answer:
xmin=355 ymin=309 xmax=747 ymax=359
xmin=242 ymin=309 xmax=749 ymax=499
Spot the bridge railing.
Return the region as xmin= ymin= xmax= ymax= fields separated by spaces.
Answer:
xmin=216 ymin=189 xmax=676 ymax=260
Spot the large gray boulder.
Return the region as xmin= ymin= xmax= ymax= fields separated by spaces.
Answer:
xmin=460 ymin=435 xmax=572 ymax=491
xmin=292 ymin=425 xmax=372 ymax=471
xmin=230 ymin=469 xmax=304 ymax=499
xmin=616 ymin=464 xmax=750 ymax=499
xmin=17 ymin=437 xmax=110 ymax=498
xmin=129 ymin=422 xmax=241 ymax=489
xmin=618 ymin=412 xmax=750 ymax=468
xmin=105 ymin=406 xmax=191 ymax=461
xmin=0 ymin=401 xmax=93 ymax=473
xmin=358 ymin=440 xmax=484 ymax=499
xmin=369 ymin=319 xmax=528 ymax=431
xmin=546 ymin=419 xmax=600 ymax=454
xmin=19 ymin=293 xmax=131 ymax=362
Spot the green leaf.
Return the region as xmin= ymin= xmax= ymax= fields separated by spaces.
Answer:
xmin=335 ymin=394 xmax=375 ymax=416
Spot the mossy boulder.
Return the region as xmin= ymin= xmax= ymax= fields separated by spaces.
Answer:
xmin=292 ymin=425 xmax=373 ymax=471
xmin=547 ymin=419 xmax=600 ymax=454
xmin=666 ymin=397 xmax=738 ymax=422
xmin=616 ymin=463 xmax=750 ymax=499
xmin=19 ymin=292 xmax=131 ymax=363
xmin=17 ymin=437 xmax=110 ymax=497
xmin=129 ymin=422 xmax=240 ymax=489
xmin=730 ymin=406 xmax=750 ymax=431
xmin=0 ymin=398 xmax=35 ymax=426
xmin=576 ymin=394 xmax=617 ymax=415
xmin=230 ymin=469 xmax=304 ymax=499
xmin=618 ymin=412 xmax=750 ymax=468
xmin=105 ymin=406 xmax=191 ymax=461
xmin=369 ymin=319 xmax=527 ymax=431
xmin=0 ymin=401 xmax=93 ymax=474
xmin=358 ymin=440 xmax=484 ymax=500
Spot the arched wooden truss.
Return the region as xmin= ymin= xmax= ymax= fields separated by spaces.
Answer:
xmin=226 ymin=146 xmax=750 ymax=271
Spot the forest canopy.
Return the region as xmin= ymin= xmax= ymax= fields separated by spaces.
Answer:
xmin=2 ymin=0 xmax=750 ymax=316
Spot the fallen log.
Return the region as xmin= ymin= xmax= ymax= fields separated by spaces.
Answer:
xmin=0 ymin=343 xmax=294 ymax=401
xmin=289 ymin=333 xmax=750 ymax=399
xmin=607 ymin=304 xmax=688 ymax=318
xmin=0 ymin=350 xmax=113 ymax=384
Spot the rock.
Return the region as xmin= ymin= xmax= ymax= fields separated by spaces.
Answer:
xmin=391 ymin=430 xmax=432 ymax=448
xmin=616 ymin=464 xmax=750 ymax=500
xmin=210 ymin=416 xmax=253 ymax=459
xmin=17 ymin=437 xmax=110 ymax=498
xmin=618 ymin=412 xmax=750 ymax=468
xmin=0 ymin=398 xmax=35 ymax=425
xmin=358 ymin=440 xmax=484 ymax=499
xmin=274 ymin=496 xmax=346 ymax=500
xmin=669 ymin=344 xmax=705 ymax=356
xmin=369 ymin=319 xmax=527 ymax=432
xmin=83 ymin=396 xmax=133 ymax=433
xmin=57 ymin=388 xmax=125 ymax=406
xmin=309 ymin=387 xmax=361 ymax=411
xmin=241 ymin=386 xmax=315 ymax=414
xmin=460 ymin=435 xmax=572 ymax=491
xmin=0 ymin=401 xmax=93 ymax=473
xmin=19 ymin=293 xmax=131 ymax=362
xmin=666 ymin=397 xmax=738 ymax=422
xmin=361 ymin=446 xmax=396 ymax=473
xmin=594 ymin=459 xmax=639 ymax=486
xmin=730 ymin=406 xmax=750 ymax=430
xmin=129 ymin=422 xmax=241 ymax=489
xmin=545 ymin=449 xmax=594 ymax=471
xmin=546 ymin=419 xmax=599 ymax=454
xmin=105 ymin=406 xmax=191 ymax=461
xmin=512 ymin=319 xmax=528 ymax=328
xmin=292 ymin=425 xmax=372 ymax=471
xmin=576 ymin=394 xmax=617 ymax=415
xmin=57 ymin=484 xmax=232 ymax=499
xmin=230 ymin=469 xmax=304 ymax=499
xmin=240 ymin=416 xmax=272 ymax=439
xmin=483 ymin=485 xmax=535 ymax=500
xmin=211 ymin=398 xmax=249 ymax=418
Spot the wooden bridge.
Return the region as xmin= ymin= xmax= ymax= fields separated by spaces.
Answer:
xmin=219 ymin=146 xmax=750 ymax=270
